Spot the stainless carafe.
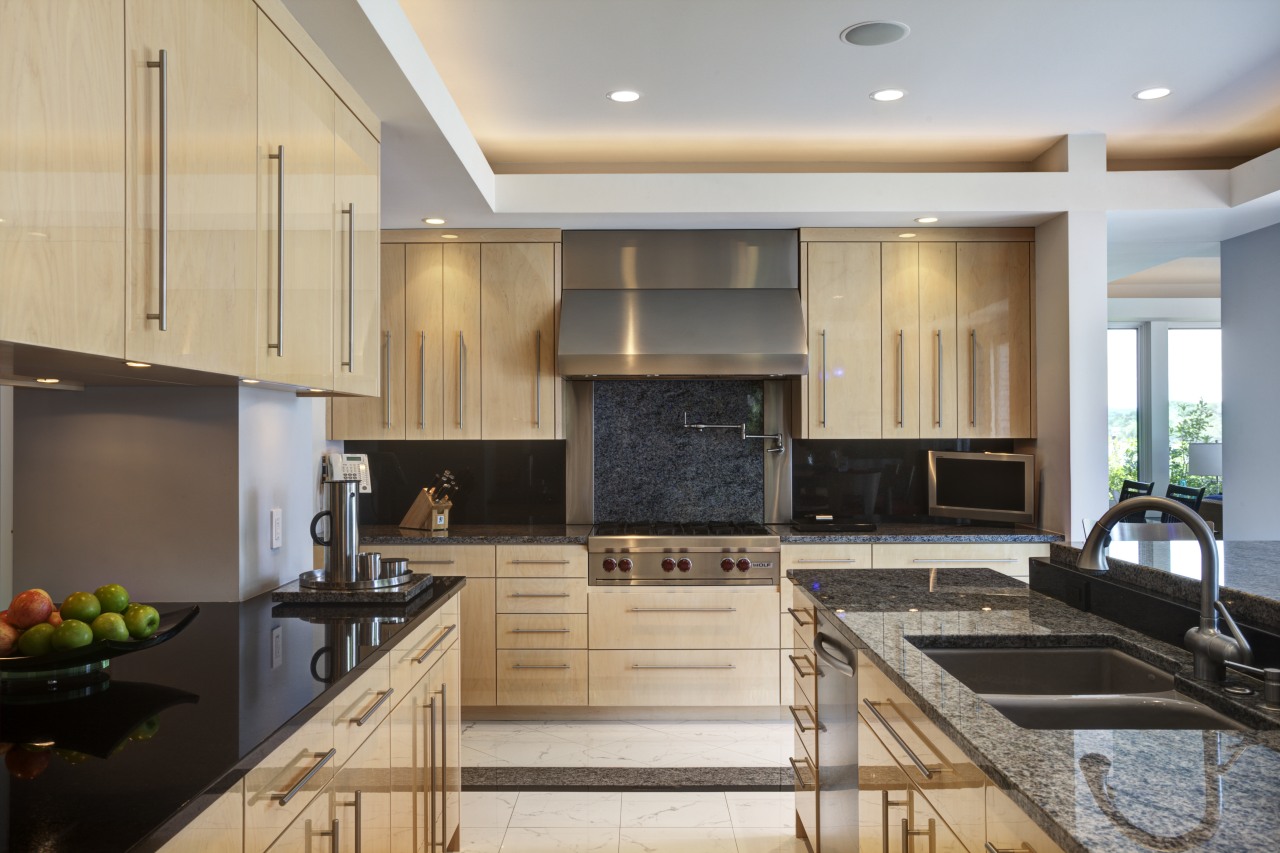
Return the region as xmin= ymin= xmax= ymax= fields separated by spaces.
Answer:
xmin=309 ymin=478 xmax=361 ymax=586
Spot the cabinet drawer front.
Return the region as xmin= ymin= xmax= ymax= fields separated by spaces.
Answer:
xmin=390 ymin=612 xmax=459 ymax=697
xmin=496 ymin=577 xmax=586 ymax=613
xmin=330 ymin=659 xmax=393 ymax=764
xmin=589 ymin=649 xmax=778 ymax=706
xmin=374 ymin=544 xmax=496 ymax=577
xmin=496 ymin=649 xmax=588 ymax=705
xmin=791 ymin=695 xmax=819 ymax=765
xmin=497 ymin=613 xmax=587 ymax=649
xmin=789 ymin=586 xmax=818 ymax=649
xmin=497 ymin=544 xmax=587 ymax=577
xmin=858 ymin=653 xmax=986 ymax=853
xmin=871 ymin=542 xmax=1047 ymax=569
xmin=244 ymin=713 xmax=335 ymax=851
xmin=790 ymin=636 xmax=818 ymax=708
xmin=782 ymin=543 xmax=872 ymax=570
xmin=588 ymin=589 xmax=778 ymax=649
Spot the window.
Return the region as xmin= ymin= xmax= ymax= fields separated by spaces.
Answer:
xmin=1107 ymin=328 xmax=1139 ymax=498
xmin=1167 ymin=328 xmax=1221 ymax=491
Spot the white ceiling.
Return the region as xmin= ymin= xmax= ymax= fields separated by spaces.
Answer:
xmin=282 ymin=0 xmax=1280 ymax=275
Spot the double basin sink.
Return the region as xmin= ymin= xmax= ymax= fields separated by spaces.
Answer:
xmin=916 ymin=645 xmax=1245 ymax=730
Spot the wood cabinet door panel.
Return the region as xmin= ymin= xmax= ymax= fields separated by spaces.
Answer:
xmin=806 ymin=242 xmax=882 ymax=438
xmin=442 ymin=243 xmax=482 ymax=438
xmin=497 ymin=649 xmax=588 ymax=705
xmin=918 ymin=242 xmax=958 ymax=438
xmin=481 ymin=243 xmax=556 ymax=439
xmin=331 ymin=103 xmax=380 ymax=395
xmin=882 ymin=242 xmax=920 ymax=438
xmin=589 ymin=649 xmax=778 ymax=706
xmin=461 ymin=577 xmax=497 ymax=707
xmin=406 ymin=243 xmax=446 ymax=439
xmin=330 ymin=243 xmax=405 ymax=438
xmin=497 ymin=543 xmax=587 ymax=577
xmin=587 ymin=588 xmax=779 ymax=649
xmin=957 ymin=242 xmax=1032 ymax=438
xmin=2 ymin=0 xmax=125 ymax=357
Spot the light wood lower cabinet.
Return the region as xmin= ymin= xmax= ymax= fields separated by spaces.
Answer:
xmin=588 ymin=588 xmax=778 ymax=650
xmin=334 ymin=712 xmax=391 ymax=853
xmin=590 ymin=649 xmax=778 ymax=706
xmin=244 ymin=707 xmax=337 ymax=852
xmin=497 ymin=649 xmax=589 ymax=705
xmin=498 ymin=613 xmax=588 ymax=649
xmin=871 ymin=542 xmax=1050 ymax=581
xmin=264 ymin=787 xmax=334 ymax=852
xmin=157 ymin=782 xmax=245 ymax=852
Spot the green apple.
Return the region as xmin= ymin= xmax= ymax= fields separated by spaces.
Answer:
xmin=90 ymin=612 xmax=129 ymax=642
xmin=17 ymin=623 xmax=55 ymax=657
xmin=60 ymin=591 xmax=101 ymax=624
xmin=122 ymin=604 xmax=160 ymax=639
xmin=51 ymin=619 xmax=94 ymax=650
xmin=93 ymin=583 xmax=130 ymax=614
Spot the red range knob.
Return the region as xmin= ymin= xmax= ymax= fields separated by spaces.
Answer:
xmin=661 ymin=558 xmax=676 ymax=572
xmin=737 ymin=558 xmax=751 ymax=572
xmin=619 ymin=558 xmax=633 ymax=573
xmin=602 ymin=558 xmax=617 ymax=572
xmin=677 ymin=558 xmax=692 ymax=572
xmin=721 ymin=558 xmax=735 ymax=572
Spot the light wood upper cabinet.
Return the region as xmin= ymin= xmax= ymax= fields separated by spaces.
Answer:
xmin=919 ymin=242 xmax=958 ymax=438
xmin=881 ymin=241 xmax=920 ymax=438
xmin=124 ymin=0 xmax=258 ymax=376
xmin=806 ymin=242 xmax=882 ymax=438
xmin=442 ymin=243 xmax=482 ymax=439
xmin=255 ymin=12 xmax=335 ymax=389
xmin=329 ymin=243 xmax=405 ymax=438
xmin=330 ymin=103 xmax=380 ymax=395
xmin=1 ymin=0 xmax=125 ymax=357
xmin=481 ymin=242 xmax=557 ymax=439
xmin=957 ymin=241 xmax=1033 ymax=438
xmin=406 ymin=243 xmax=445 ymax=438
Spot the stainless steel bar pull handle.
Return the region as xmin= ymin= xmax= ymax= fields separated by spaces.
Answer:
xmin=820 ymin=329 xmax=828 ymax=428
xmin=787 ymin=653 xmax=815 ymax=677
xmin=786 ymin=606 xmax=814 ymax=625
xmin=788 ymin=756 xmax=816 ymax=791
xmin=439 ymin=682 xmax=448 ymax=848
xmin=535 ymin=329 xmax=542 ymax=428
xmin=511 ymin=628 xmax=570 ymax=634
xmin=903 ymin=817 xmax=936 ymax=853
xmin=355 ymin=688 xmax=394 ymax=726
xmin=789 ymin=704 xmax=821 ymax=732
xmin=512 ymin=663 xmax=570 ymax=669
xmin=419 ymin=331 xmax=427 ymax=429
xmin=382 ymin=330 xmax=391 ymax=428
xmin=629 ymin=607 xmax=736 ymax=613
xmin=267 ymin=145 xmax=285 ymax=355
xmin=426 ymin=696 xmax=436 ymax=850
xmin=863 ymin=698 xmax=933 ymax=778
xmin=330 ymin=818 xmax=340 ymax=853
xmin=511 ymin=559 xmax=571 ymax=565
xmin=354 ymin=789 xmax=363 ymax=853
xmin=457 ymin=332 xmax=465 ymax=429
xmin=935 ymin=330 xmax=943 ymax=427
xmin=278 ymin=748 xmax=336 ymax=804
xmin=145 ymin=50 xmax=168 ymax=331
xmin=342 ymin=203 xmax=355 ymax=372
xmin=511 ymin=592 xmax=570 ymax=598
xmin=882 ymin=790 xmax=912 ymax=853
xmin=985 ymin=843 xmax=1036 ymax=853
xmin=969 ymin=329 xmax=977 ymax=427
xmin=897 ymin=329 xmax=905 ymax=427
xmin=631 ymin=664 xmax=735 ymax=669
xmin=912 ymin=557 xmax=1016 ymax=564
xmin=795 ymin=558 xmax=857 ymax=564
xmin=414 ymin=623 xmax=457 ymax=663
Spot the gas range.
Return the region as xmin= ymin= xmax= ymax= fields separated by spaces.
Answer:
xmin=588 ymin=520 xmax=780 ymax=586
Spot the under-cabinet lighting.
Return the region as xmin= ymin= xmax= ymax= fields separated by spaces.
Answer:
xmin=242 ymin=379 xmax=260 ymax=384
xmin=915 ymin=216 xmax=938 ymax=224
xmin=441 ymin=234 xmax=459 ymax=240
xmin=35 ymin=378 xmax=59 ymax=384
xmin=898 ymin=232 xmax=917 ymax=238
xmin=124 ymin=361 xmax=151 ymax=368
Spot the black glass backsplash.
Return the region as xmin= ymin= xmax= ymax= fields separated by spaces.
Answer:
xmin=792 ymin=438 xmax=1015 ymax=523
xmin=344 ymin=440 xmax=566 ymax=525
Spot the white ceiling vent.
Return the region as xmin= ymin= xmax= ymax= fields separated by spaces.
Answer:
xmin=840 ymin=21 xmax=911 ymax=46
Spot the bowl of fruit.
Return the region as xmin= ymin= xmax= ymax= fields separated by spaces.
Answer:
xmin=0 ymin=585 xmax=198 ymax=688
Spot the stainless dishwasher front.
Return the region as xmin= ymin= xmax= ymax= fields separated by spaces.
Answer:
xmin=813 ymin=609 xmax=858 ymax=852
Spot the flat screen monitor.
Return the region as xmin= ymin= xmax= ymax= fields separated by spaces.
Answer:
xmin=927 ymin=451 xmax=1035 ymax=524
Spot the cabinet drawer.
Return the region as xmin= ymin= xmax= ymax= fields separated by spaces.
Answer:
xmin=789 ymin=586 xmax=818 ymax=649
xmin=496 ymin=650 xmax=588 ymax=705
xmin=497 ymin=613 xmax=587 ymax=649
xmin=792 ymin=730 xmax=818 ymax=849
xmin=244 ymin=712 xmax=335 ymax=851
xmin=496 ymin=544 xmax=587 ymax=577
xmin=790 ymin=637 xmax=818 ymax=708
xmin=782 ymin=543 xmax=873 ymax=570
xmin=588 ymin=589 xmax=778 ymax=649
xmin=390 ymin=612 xmax=459 ymax=698
xmin=871 ymin=543 xmax=1048 ymax=571
xmin=858 ymin=652 xmax=986 ymax=853
xmin=986 ymin=784 xmax=1067 ymax=853
xmin=791 ymin=695 xmax=819 ymax=766
xmin=374 ymin=544 xmax=496 ymax=577
xmin=330 ymin=659 xmax=393 ymax=764
xmin=496 ymin=577 xmax=586 ymax=613
xmin=589 ymin=649 xmax=778 ymax=706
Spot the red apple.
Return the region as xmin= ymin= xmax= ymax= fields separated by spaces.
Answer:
xmin=7 ymin=589 xmax=54 ymax=629
xmin=0 ymin=621 xmax=19 ymax=656
xmin=46 ymin=610 xmax=62 ymax=628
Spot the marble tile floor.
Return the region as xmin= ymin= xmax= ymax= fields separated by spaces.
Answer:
xmin=459 ymin=721 xmax=804 ymax=850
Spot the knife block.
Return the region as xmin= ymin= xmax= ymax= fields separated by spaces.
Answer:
xmin=400 ymin=489 xmax=453 ymax=531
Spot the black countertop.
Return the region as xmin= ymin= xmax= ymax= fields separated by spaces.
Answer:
xmin=790 ymin=567 xmax=1280 ymax=853
xmin=0 ymin=575 xmax=466 ymax=853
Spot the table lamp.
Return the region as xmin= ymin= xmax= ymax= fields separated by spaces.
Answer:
xmin=1188 ymin=441 xmax=1222 ymax=494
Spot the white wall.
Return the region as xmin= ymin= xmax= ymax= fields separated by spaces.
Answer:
xmin=1221 ymin=221 xmax=1280 ymax=538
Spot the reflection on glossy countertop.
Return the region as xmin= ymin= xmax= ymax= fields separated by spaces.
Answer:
xmin=1 ymin=575 xmax=465 ymax=853
xmin=792 ymin=567 xmax=1280 ymax=853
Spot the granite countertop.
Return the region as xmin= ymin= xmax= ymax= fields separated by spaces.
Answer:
xmin=1049 ymin=540 xmax=1280 ymax=632
xmin=1 ymin=576 xmax=466 ymax=853
xmin=777 ymin=521 xmax=1061 ymax=543
xmin=789 ymin=567 xmax=1280 ymax=853
xmin=361 ymin=523 xmax=592 ymax=545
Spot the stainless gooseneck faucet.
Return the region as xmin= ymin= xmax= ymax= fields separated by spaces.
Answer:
xmin=1077 ymin=496 xmax=1252 ymax=683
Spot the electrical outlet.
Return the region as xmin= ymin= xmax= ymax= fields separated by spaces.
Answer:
xmin=270 ymin=507 xmax=283 ymax=550
xmin=271 ymin=626 xmax=283 ymax=669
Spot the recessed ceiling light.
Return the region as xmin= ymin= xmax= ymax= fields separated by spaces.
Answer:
xmin=35 ymin=378 xmax=59 ymax=384
xmin=1134 ymin=87 xmax=1171 ymax=100
xmin=242 ymin=378 xmax=260 ymax=384
xmin=606 ymin=90 xmax=641 ymax=103
xmin=870 ymin=89 xmax=906 ymax=102
xmin=422 ymin=217 xmax=446 ymax=225
xmin=841 ymin=21 xmax=910 ymax=46
xmin=124 ymin=361 xmax=151 ymax=368
xmin=898 ymin=232 xmax=917 ymax=239
xmin=441 ymin=234 xmax=459 ymax=240
xmin=915 ymin=217 xmax=939 ymax=224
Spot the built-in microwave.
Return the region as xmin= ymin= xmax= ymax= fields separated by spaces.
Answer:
xmin=927 ymin=450 xmax=1036 ymax=524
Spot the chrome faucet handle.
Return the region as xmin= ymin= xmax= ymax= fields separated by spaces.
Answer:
xmin=1223 ymin=660 xmax=1280 ymax=710
xmin=1214 ymin=600 xmax=1254 ymax=666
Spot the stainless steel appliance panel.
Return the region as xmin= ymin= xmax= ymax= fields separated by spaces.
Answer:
xmin=815 ymin=609 xmax=858 ymax=852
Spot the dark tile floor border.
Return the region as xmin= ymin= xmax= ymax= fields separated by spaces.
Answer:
xmin=463 ymin=766 xmax=796 ymax=792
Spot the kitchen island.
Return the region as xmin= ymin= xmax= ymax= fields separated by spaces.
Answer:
xmin=790 ymin=567 xmax=1280 ymax=853
xmin=0 ymin=575 xmax=465 ymax=853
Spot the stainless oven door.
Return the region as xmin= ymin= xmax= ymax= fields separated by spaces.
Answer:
xmin=814 ymin=611 xmax=858 ymax=853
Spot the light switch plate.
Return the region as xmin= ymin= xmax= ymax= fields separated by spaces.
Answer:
xmin=270 ymin=507 xmax=283 ymax=550
xmin=271 ymin=626 xmax=283 ymax=669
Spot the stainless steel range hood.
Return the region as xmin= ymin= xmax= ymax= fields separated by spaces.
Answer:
xmin=558 ymin=230 xmax=807 ymax=378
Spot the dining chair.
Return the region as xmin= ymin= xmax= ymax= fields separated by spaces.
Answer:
xmin=1162 ymin=483 xmax=1207 ymax=523
xmin=1116 ymin=479 xmax=1155 ymax=523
